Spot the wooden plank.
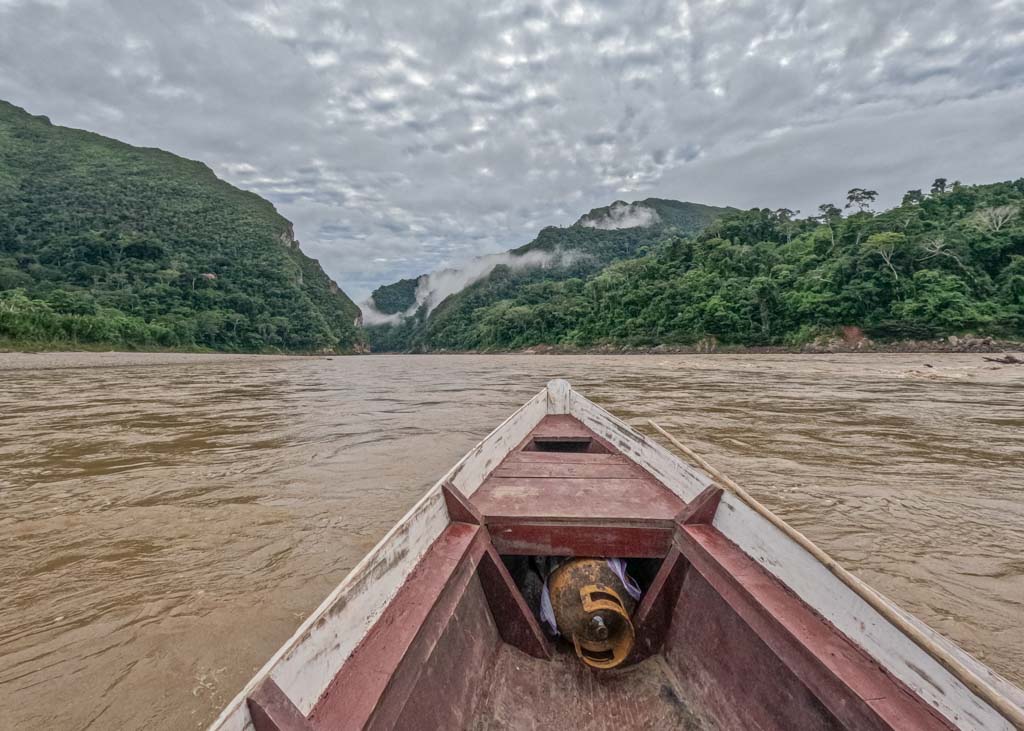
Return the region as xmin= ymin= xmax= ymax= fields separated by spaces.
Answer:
xmin=209 ymin=390 xmax=548 ymax=730
xmin=522 ymin=414 xmax=619 ymax=454
xmin=532 ymin=434 xmax=592 ymax=444
xmin=449 ymin=389 xmax=549 ymax=497
xmin=501 ymin=452 xmax=629 ymax=465
xmin=471 ymin=645 xmax=709 ymax=729
xmin=268 ymin=488 xmax=452 ymax=716
xmin=630 ymin=548 xmax=688 ymax=661
xmin=676 ymin=523 xmax=955 ymax=731
xmin=530 ymin=413 xmax=598 ymax=438
xmin=247 ymin=679 xmax=312 ymax=731
xmin=478 ymin=544 xmax=552 ymax=659
xmin=665 ymin=568 xmax=847 ymax=730
xmin=568 ymin=393 xmax=712 ymax=502
xmin=711 ymin=491 xmax=1024 ymax=730
xmin=491 ymin=462 xmax=646 ymax=479
xmin=487 ymin=520 xmax=673 ymax=558
xmin=676 ymin=485 xmax=723 ymax=525
xmin=442 ymin=481 xmax=482 ymax=525
xmin=546 ymin=379 xmax=571 ymax=414
xmin=473 ymin=477 xmax=682 ymax=521
xmin=388 ymin=578 xmax=501 ymax=730
xmin=309 ymin=523 xmax=487 ymax=730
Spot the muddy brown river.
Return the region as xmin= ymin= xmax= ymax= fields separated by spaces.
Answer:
xmin=1 ymin=352 xmax=1022 ymax=729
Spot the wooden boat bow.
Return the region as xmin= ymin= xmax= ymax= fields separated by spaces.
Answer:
xmin=208 ymin=380 xmax=1024 ymax=731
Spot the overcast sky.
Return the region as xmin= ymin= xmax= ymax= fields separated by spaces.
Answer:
xmin=2 ymin=1 xmax=1023 ymax=301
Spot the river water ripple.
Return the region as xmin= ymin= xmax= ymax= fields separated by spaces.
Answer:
xmin=1 ymin=352 xmax=1022 ymax=729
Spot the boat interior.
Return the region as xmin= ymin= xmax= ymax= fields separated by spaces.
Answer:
xmin=248 ymin=414 xmax=959 ymax=731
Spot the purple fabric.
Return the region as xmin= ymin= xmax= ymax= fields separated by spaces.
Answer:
xmin=605 ymin=558 xmax=642 ymax=600
xmin=540 ymin=581 xmax=558 ymax=635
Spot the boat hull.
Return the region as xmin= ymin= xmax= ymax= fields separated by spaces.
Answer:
xmin=209 ymin=381 xmax=1024 ymax=731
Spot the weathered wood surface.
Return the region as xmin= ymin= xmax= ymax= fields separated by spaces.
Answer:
xmin=677 ymin=523 xmax=955 ymax=730
xmin=474 ymin=415 xmax=683 ymax=525
xmin=711 ymin=490 xmax=1024 ymax=730
xmin=451 ymin=389 xmax=549 ymax=497
xmin=488 ymin=520 xmax=673 ymax=558
xmin=474 ymin=477 xmax=681 ymax=521
xmin=491 ymin=462 xmax=647 ymax=479
xmin=501 ymin=451 xmax=629 ymax=464
xmin=667 ymin=567 xmax=846 ymax=731
xmin=309 ymin=522 xmax=488 ymax=729
xmin=267 ymin=488 xmax=452 ymax=718
xmin=478 ymin=544 xmax=551 ymax=658
xmin=546 ymin=377 xmax=571 ymax=414
xmin=211 ymin=379 xmax=1024 ymax=731
xmin=528 ymin=413 xmax=598 ymax=438
xmin=247 ymin=679 xmax=312 ymax=731
xmin=568 ymin=392 xmax=712 ymax=502
xmin=471 ymin=645 xmax=711 ymax=730
xmin=630 ymin=547 xmax=687 ymax=661
xmin=676 ymin=484 xmax=723 ymax=526
xmin=387 ymin=577 xmax=500 ymax=730
xmin=442 ymin=481 xmax=483 ymax=525
xmin=208 ymin=390 xmax=548 ymax=731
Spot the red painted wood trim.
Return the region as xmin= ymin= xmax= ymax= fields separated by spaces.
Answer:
xmin=474 ymin=477 xmax=682 ymax=522
xmin=491 ymin=463 xmax=647 ymax=479
xmin=630 ymin=547 xmax=689 ymax=662
xmin=247 ymin=677 xmax=312 ymax=731
xmin=674 ymin=484 xmax=723 ymax=525
xmin=676 ymin=524 xmax=955 ymax=731
xmin=487 ymin=520 xmax=673 ymax=558
xmin=442 ymin=481 xmax=482 ymax=525
xmin=309 ymin=523 xmax=487 ymax=730
xmin=478 ymin=543 xmax=552 ymax=659
xmin=511 ymin=414 xmax=621 ymax=457
xmin=501 ymin=452 xmax=629 ymax=464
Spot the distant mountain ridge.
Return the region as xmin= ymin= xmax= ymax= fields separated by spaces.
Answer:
xmin=0 ymin=100 xmax=363 ymax=353
xmin=365 ymin=197 xmax=732 ymax=345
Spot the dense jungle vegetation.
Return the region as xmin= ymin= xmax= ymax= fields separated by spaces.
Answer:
xmin=370 ymin=180 xmax=1024 ymax=351
xmin=0 ymin=100 xmax=363 ymax=353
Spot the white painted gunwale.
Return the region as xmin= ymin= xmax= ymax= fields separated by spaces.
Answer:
xmin=207 ymin=388 xmax=548 ymax=731
xmin=568 ymin=385 xmax=1024 ymax=731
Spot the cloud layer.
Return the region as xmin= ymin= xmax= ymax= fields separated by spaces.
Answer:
xmin=1 ymin=0 xmax=1022 ymax=300
xmin=361 ymin=248 xmax=578 ymax=325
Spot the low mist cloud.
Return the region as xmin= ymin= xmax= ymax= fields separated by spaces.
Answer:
xmin=579 ymin=202 xmax=660 ymax=230
xmin=362 ymin=248 xmax=584 ymax=326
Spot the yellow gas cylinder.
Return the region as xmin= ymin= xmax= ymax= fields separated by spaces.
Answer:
xmin=547 ymin=559 xmax=637 ymax=669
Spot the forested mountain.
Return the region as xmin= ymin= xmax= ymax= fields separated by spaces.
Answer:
xmin=372 ymin=179 xmax=1023 ymax=351
xmin=366 ymin=198 xmax=732 ymax=350
xmin=0 ymin=100 xmax=363 ymax=353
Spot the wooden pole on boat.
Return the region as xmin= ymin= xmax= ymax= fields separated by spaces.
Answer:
xmin=648 ymin=420 xmax=1024 ymax=730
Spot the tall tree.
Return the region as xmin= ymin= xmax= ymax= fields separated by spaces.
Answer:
xmin=845 ymin=188 xmax=878 ymax=213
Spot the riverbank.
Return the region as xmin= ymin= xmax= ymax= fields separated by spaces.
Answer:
xmin=0 ymin=350 xmax=308 ymax=371
xmin=513 ymin=335 xmax=1024 ymax=356
xmin=5 ymin=335 xmax=1023 ymax=360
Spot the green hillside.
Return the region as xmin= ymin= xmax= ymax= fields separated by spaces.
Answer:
xmin=443 ymin=180 xmax=1024 ymax=349
xmin=367 ymin=198 xmax=732 ymax=350
xmin=0 ymin=100 xmax=363 ymax=353
xmin=369 ymin=277 xmax=421 ymax=315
